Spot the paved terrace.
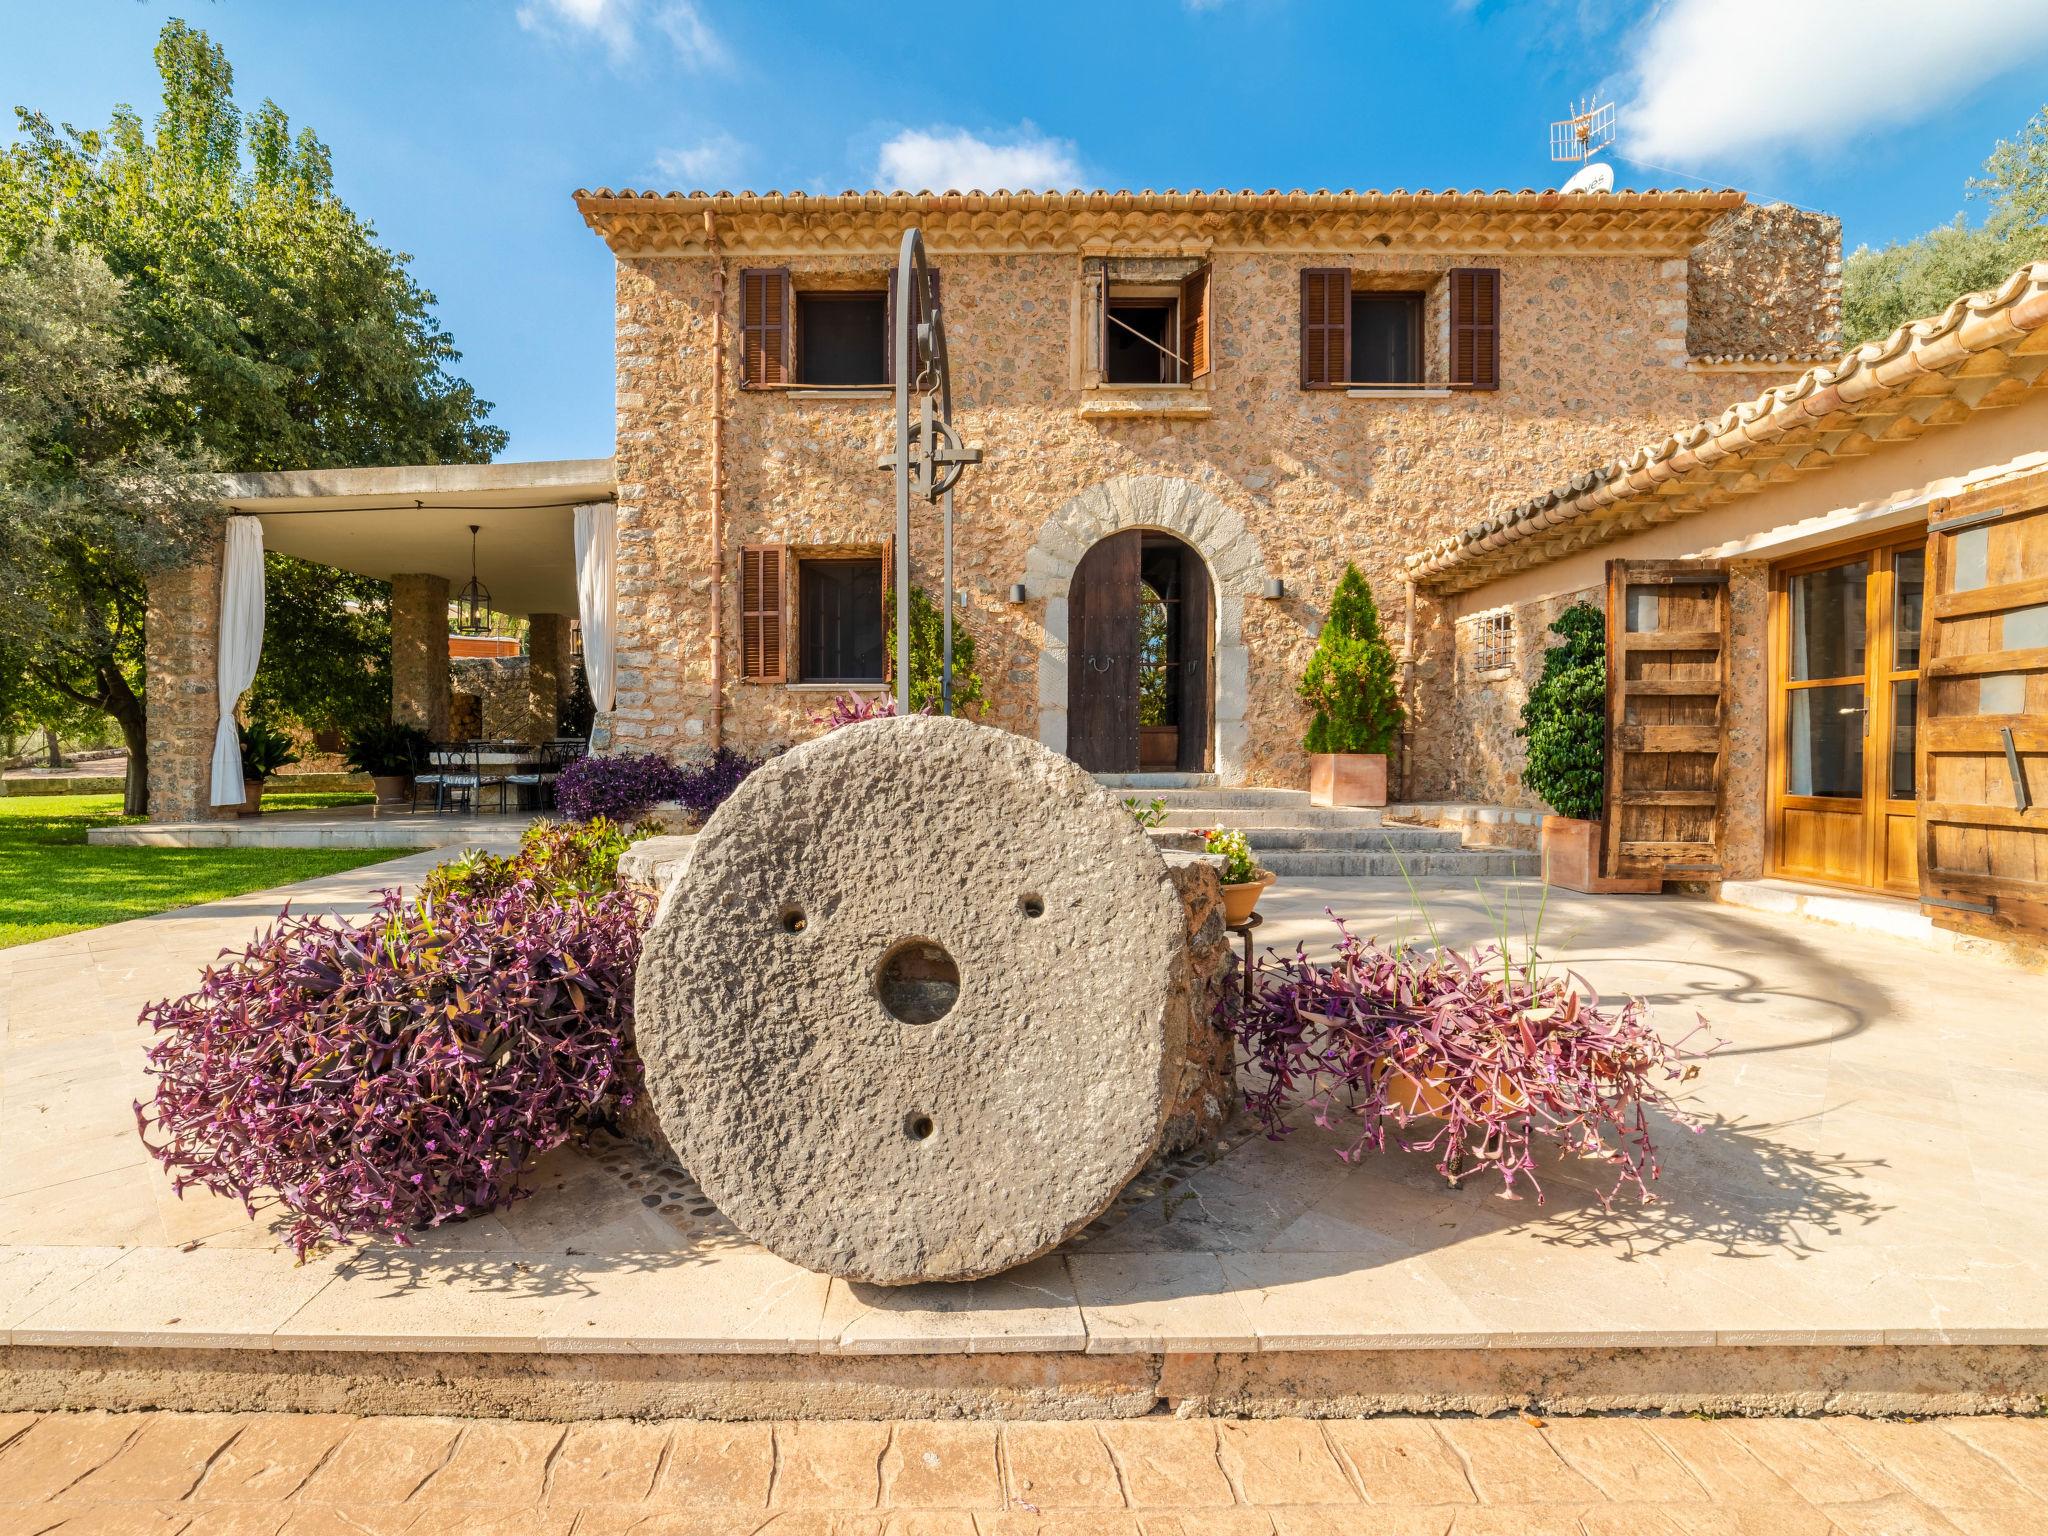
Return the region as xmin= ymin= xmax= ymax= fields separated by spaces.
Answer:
xmin=2 ymin=848 xmax=2045 ymax=1414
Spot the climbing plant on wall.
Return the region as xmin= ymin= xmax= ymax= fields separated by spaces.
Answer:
xmin=1517 ymin=600 xmax=1607 ymax=822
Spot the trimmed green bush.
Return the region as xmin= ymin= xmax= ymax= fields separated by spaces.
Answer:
xmin=885 ymin=585 xmax=987 ymax=714
xmin=1518 ymin=601 xmax=1606 ymax=822
xmin=1298 ymin=564 xmax=1402 ymax=755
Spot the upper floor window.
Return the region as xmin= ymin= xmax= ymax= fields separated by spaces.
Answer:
xmin=740 ymin=268 xmax=940 ymax=389
xmin=1300 ymin=267 xmax=1499 ymax=391
xmin=798 ymin=293 xmax=887 ymax=386
xmin=1083 ymin=259 xmax=1211 ymax=388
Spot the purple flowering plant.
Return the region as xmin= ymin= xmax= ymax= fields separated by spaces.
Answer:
xmin=552 ymin=751 xmax=686 ymax=824
xmin=673 ymin=746 xmax=759 ymax=821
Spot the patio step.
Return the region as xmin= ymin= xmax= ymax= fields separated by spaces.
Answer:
xmin=1260 ymin=847 xmax=1540 ymax=878
xmin=1093 ymin=773 xmax=1219 ymax=790
xmin=1240 ymin=825 xmax=1467 ymax=852
xmin=1155 ymin=806 xmax=1386 ymax=829
xmin=1106 ymin=786 xmax=1325 ymax=810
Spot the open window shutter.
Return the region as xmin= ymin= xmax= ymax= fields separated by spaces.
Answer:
xmin=739 ymin=544 xmax=786 ymax=682
xmin=1449 ymin=267 xmax=1500 ymax=390
xmin=1179 ymin=263 xmax=1212 ymax=381
xmin=1086 ymin=263 xmax=1109 ymax=381
xmin=1918 ymin=482 xmax=2048 ymax=940
xmin=1602 ymin=559 xmax=1729 ymax=882
xmin=1299 ymin=268 xmax=1350 ymax=389
xmin=739 ymin=268 xmax=792 ymax=388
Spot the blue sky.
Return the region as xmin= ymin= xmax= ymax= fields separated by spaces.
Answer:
xmin=7 ymin=0 xmax=2048 ymax=462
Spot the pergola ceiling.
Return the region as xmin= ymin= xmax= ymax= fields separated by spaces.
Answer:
xmin=219 ymin=460 xmax=614 ymax=618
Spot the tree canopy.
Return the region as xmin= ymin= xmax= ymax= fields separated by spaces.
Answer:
xmin=1841 ymin=105 xmax=2048 ymax=348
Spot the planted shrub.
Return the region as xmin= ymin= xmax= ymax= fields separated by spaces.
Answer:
xmin=1204 ymin=826 xmax=1263 ymax=886
xmin=673 ymin=746 xmax=759 ymax=821
xmin=422 ymin=816 xmax=644 ymax=906
xmin=553 ymin=751 xmax=685 ymax=824
xmin=343 ymin=719 xmax=431 ymax=779
xmin=884 ymin=584 xmax=988 ymax=714
xmin=1299 ymin=563 xmax=1402 ymax=755
xmin=1518 ymin=600 xmax=1606 ymax=822
xmin=137 ymin=877 xmax=650 ymax=1259
xmin=1228 ymin=916 xmax=1712 ymax=1204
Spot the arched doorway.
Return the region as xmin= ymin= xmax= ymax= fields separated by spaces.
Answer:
xmin=1068 ymin=529 xmax=1213 ymax=773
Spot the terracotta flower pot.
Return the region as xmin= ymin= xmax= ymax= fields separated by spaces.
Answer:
xmin=239 ymin=775 xmax=266 ymax=816
xmin=1221 ymin=869 xmax=1276 ymax=926
xmin=1540 ymin=815 xmax=1662 ymax=894
xmin=1309 ymin=752 xmax=1388 ymax=808
xmin=371 ymin=774 xmax=410 ymax=806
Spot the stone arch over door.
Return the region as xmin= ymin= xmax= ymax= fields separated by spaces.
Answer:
xmin=1019 ymin=475 xmax=1266 ymax=781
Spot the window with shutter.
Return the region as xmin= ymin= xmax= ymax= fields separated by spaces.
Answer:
xmin=1299 ymin=268 xmax=1351 ymax=389
xmin=739 ymin=544 xmax=786 ymax=682
xmin=1449 ymin=267 xmax=1500 ymax=391
xmin=739 ymin=268 xmax=792 ymax=388
xmin=1179 ymin=263 xmax=1212 ymax=381
xmin=884 ymin=268 xmax=941 ymax=385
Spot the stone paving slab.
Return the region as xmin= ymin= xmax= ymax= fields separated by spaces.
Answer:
xmin=0 ymin=1411 xmax=2043 ymax=1531
xmin=5 ymin=853 xmax=2048 ymax=1387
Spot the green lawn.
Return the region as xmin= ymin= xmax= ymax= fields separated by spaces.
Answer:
xmin=0 ymin=791 xmax=402 ymax=949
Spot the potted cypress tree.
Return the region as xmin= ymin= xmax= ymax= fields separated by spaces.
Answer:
xmin=1299 ymin=563 xmax=1403 ymax=807
xmin=1517 ymin=601 xmax=1657 ymax=893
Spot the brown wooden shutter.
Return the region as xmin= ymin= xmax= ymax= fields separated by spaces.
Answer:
xmin=739 ymin=544 xmax=786 ymax=682
xmin=739 ymin=267 xmax=792 ymax=388
xmin=1602 ymin=559 xmax=1729 ymax=882
xmin=1918 ymin=480 xmax=2048 ymax=940
xmin=1299 ymin=268 xmax=1350 ymax=389
xmin=1449 ymin=267 xmax=1500 ymax=390
xmin=1179 ymin=263 xmax=1212 ymax=381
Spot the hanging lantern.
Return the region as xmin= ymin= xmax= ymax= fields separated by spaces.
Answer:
xmin=455 ymin=523 xmax=493 ymax=636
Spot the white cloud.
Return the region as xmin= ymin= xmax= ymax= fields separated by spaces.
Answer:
xmin=1620 ymin=0 xmax=2048 ymax=167
xmin=655 ymin=132 xmax=746 ymax=187
xmin=516 ymin=0 xmax=728 ymax=70
xmin=875 ymin=124 xmax=1084 ymax=192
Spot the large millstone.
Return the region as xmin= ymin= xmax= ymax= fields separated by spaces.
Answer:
xmin=635 ymin=715 xmax=1188 ymax=1284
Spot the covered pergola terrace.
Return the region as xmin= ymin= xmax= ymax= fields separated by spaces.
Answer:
xmin=142 ymin=459 xmax=616 ymax=824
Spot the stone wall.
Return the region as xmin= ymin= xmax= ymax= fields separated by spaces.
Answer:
xmin=1687 ymin=204 xmax=1842 ymax=360
xmin=144 ymin=527 xmax=227 ymax=822
xmin=612 ymin=244 xmax=1797 ymax=788
xmin=451 ymin=656 xmax=534 ymax=741
xmin=390 ymin=574 xmax=451 ymax=741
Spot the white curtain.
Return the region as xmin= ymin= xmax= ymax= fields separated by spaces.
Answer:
xmin=208 ymin=516 xmax=267 ymax=807
xmin=573 ymin=502 xmax=617 ymax=717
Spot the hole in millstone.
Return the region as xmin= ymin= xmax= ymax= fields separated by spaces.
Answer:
xmin=875 ymin=938 xmax=960 ymax=1025
xmin=904 ymin=1113 xmax=935 ymax=1142
xmin=1019 ymin=894 xmax=1045 ymax=919
xmin=779 ymin=904 xmax=807 ymax=934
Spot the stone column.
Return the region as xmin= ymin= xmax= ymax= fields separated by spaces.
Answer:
xmin=390 ymin=573 xmax=451 ymax=740
xmin=525 ymin=612 xmax=573 ymax=740
xmin=144 ymin=526 xmax=230 ymax=823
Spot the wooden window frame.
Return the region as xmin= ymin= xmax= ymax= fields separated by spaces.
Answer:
xmin=793 ymin=552 xmax=888 ymax=686
xmin=1349 ymin=291 xmax=1427 ymax=387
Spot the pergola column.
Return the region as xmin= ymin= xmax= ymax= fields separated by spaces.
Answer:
xmin=390 ymin=573 xmax=451 ymax=740
xmin=526 ymin=612 xmax=572 ymax=740
xmin=144 ymin=525 xmax=231 ymax=822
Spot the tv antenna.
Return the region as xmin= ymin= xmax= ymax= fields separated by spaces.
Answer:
xmin=1550 ymin=96 xmax=1616 ymax=193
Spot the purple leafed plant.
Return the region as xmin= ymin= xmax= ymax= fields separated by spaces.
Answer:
xmin=1227 ymin=917 xmax=1715 ymax=1204
xmin=673 ymin=746 xmax=759 ymax=820
xmin=136 ymin=879 xmax=651 ymax=1259
xmin=552 ymin=751 xmax=687 ymax=823
xmin=810 ymin=692 xmax=902 ymax=730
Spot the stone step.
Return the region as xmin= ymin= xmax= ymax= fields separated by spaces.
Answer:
xmin=1262 ymin=849 xmax=1541 ymax=879
xmin=1112 ymin=787 xmax=1319 ymax=809
xmin=1155 ymin=806 xmax=1385 ymax=830
xmin=1093 ymin=773 xmax=1219 ymax=790
xmin=1241 ymin=826 xmax=1467 ymax=852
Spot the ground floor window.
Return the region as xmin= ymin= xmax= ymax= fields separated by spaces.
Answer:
xmin=798 ymin=557 xmax=885 ymax=682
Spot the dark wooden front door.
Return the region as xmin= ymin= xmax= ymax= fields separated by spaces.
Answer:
xmin=1068 ymin=531 xmax=1142 ymax=772
xmin=1068 ymin=531 xmax=1213 ymax=774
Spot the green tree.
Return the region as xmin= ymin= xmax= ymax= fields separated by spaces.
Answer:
xmin=884 ymin=585 xmax=988 ymax=714
xmin=1841 ymin=105 xmax=2048 ymax=347
xmin=246 ymin=554 xmax=391 ymax=736
xmin=1298 ymin=563 xmax=1402 ymax=755
xmin=1517 ymin=601 xmax=1606 ymax=822
xmin=0 ymin=20 xmax=505 ymax=809
xmin=0 ymin=239 xmax=218 ymax=811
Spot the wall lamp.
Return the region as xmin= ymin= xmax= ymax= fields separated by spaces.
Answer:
xmin=1261 ymin=577 xmax=1286 ymax=600
xmin=1007 ymin=583 xmax=1029 ymax=604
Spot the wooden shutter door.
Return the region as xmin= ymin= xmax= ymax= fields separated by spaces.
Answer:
xmin=739 ymin=544 xmax=786 ymax=682
xmin=1179 ymin=263 xmax=1212 ymax=381
xmin=1449 ymin=267 xmax=1500 ymax=391
xmin=739 ymin=268 xmax=792 ymax=387
xmin=1918 ymin=481 xmax=2048 ymax=939
xmin=1300 ymin=269 xmax=1350 ymax=389
xmin=1603 ymin=559 xmax=1730 ymax=880
xmin=1067 ymin=531 xmax=1142 ymax=772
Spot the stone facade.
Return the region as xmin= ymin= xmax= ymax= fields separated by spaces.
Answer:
xmin=143 ymin=525 xmax=228 ymax=823
xmin=596 ymin=197 xmax=1828 ymax=788
xmin=526 ymin=612 xmax=573 ymax=740
xmin=390 ymin=574 xmax=451 ymax=741
xmin=1687 ymin=205 xmax=1842 ymax=361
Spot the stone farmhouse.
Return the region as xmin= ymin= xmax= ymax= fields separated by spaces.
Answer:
xmin=143 ymin=186 xmax=2048 ymax=940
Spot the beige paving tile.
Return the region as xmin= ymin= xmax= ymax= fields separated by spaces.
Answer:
xmin=1000 ymin=1422 xmax=1124 ymax=1511
xmin=544 ymin=1419 xmax=672 ymax=1505
xmin=1719 ymin=1419 xmax=1903 ymax=1505
xmin=271 ymin=1253 xmax=563 ymax=1353
xmin=1816 ymin=1495 xmax=1969 ymax=1535
xmin=1438 ymin=1507 xmax=1594 ymax=1535
xmin=1826 ymin=1420 xmax=2036 ymax=1511
xmin=1661 ymin=1505 xmax=1836 ymax=1535
xmin=538 ymin=1250 xmax=832 ymax=1353
xmin=1068 ymin=1253 xmax=1256 ymax=1354
xmin=822 ymin=1256 xmax=1084 ymax=1354
xmin=770 ymin=1421 xmax=891 ymax=1510
xmin=0 ymin=1246 xmax=126 ymax=1336
xmin=1216 ymin=1250 xmax=1489 ymax=1348
xmin=411 ymin=1420 xmax=565 ymax=1507
xmin=1941 ymin=1418 xmax=2048 ymax=1501
xmin=191 ymin=1415 xmax=351 ymax=1503
xmin=1540 ymin=1419 xmax=1709 ymax=1502
xmin=975 ymin=1515 xmax=1143 ymax=1536
xmin=880 ymin=1423 xmax=1003 ymax=1510
xmin=1096 ymin=1420 xmax=1235 ymax=1509
xmin=1638 ymin=1418 xmax=1800 ymax=1505
xmin=653 ymin=1420 xmax=775 ymax=1507
xmin=1431 ymin=1419 xmax=1600 ymax=1505
xmin=1212 ymin=1422 xmax=1354 ymax=1508
xmin=1268 ymin=1511 xmax=1453 ymax=1536
xmin=67 ymin=1412 xmax=244 ymax=1502
xmin=0 ymin=1412 xmax=141 ymax=1504
xmin=1320 ymin=1420 xmax=1475 ymax=1506
xmin=293 ymin=1414 xmax=462 ymax=1504
xmin=14 ymin=1246 xmax=342 ymax=1350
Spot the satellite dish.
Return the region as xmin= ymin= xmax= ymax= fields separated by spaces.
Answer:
xmin=1562 ymin=161 xmax=1614 ymax=194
